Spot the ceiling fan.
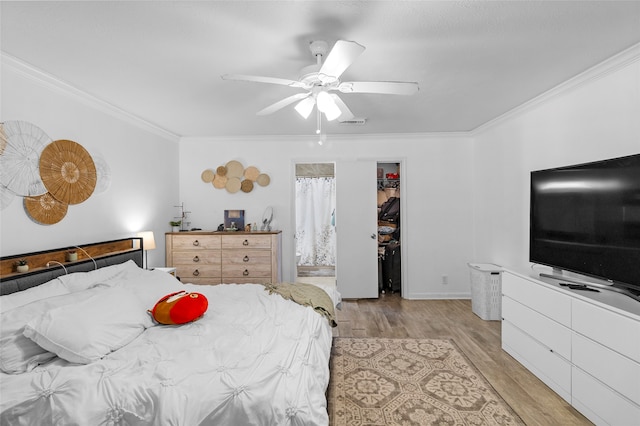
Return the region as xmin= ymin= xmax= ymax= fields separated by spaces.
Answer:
xmin=221 ymin=40 xmax=419 ymax=123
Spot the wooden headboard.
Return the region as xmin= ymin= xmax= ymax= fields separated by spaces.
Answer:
xmin=0 ymin=238 xmax=143 ymax=295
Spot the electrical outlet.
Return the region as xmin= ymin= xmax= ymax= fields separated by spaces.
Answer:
xmin=442 ymin=275 xmax=448 ymax=285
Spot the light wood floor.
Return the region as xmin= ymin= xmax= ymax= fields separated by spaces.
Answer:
xmin=332 ymin=294 xmax=593 ymax=426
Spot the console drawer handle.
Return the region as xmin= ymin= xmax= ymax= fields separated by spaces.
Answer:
xmin=193 ymin=269 xmax=200 ymax=277
xmin=243 ymin=239 xmax=249 ymax=246
xmin=193 ymin=256 xmax=200 ymax=263
xmin=243 ymin=255 xmax=249 ymax=262
xmin=193 ymin=240 xmax=200 ymax=247
xmin=243 ymin=269 xmax=249 ymax=276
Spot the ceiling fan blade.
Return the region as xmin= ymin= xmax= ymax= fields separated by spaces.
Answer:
xmin=331 ymin=94 xmax=355 ymax=122
xmin=338 ymin=81 xmax=419 ymax=95
xmin=257 ymin=92 xmax=311 ymax=116
xmin=318 ymin=40 xmax=365 ymax=81
xmin=222 ymin=74 xmax=306 ymax=88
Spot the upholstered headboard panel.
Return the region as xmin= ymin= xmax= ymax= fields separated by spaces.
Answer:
xmin=0 ymin=239 xmax=143 ymax=295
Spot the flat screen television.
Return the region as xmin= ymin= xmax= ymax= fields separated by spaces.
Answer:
xmin=530 ymin=153 xmax=640 ymax=297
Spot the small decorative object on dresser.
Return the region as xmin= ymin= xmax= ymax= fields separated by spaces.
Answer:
xmin=14 ymin=259 xmax=28 ymax=273
xmin=65 ymin=250 xmax=77 ymax=262
xmin=170 ymin=220 xmax=181 ymax=232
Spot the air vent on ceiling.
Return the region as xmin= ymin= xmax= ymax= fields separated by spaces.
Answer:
xmin=339 ymin=118 xmax=367 ymax=125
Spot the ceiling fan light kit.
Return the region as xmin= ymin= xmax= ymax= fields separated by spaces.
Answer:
xmin=221 ymin=39 xmax=419 ymax=129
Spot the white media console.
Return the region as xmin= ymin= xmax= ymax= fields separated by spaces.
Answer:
xmin=501 ymin=269 xmax=640 ymax=425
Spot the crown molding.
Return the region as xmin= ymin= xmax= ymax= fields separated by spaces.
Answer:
xmin=471 ymin=42 xmax=640 ymax=136
xmin=1 ymin=52 xmax=180 ymax=143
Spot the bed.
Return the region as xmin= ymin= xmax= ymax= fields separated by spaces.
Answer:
xmin=0 ymin=239 xmax=340 ymax=425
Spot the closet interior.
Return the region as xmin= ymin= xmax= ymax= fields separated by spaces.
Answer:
xmin=377 ymin=162 xmax=401 ymax=295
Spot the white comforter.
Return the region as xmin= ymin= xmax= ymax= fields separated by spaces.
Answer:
xmin=0 ymin=265 xmax=337 ymax=425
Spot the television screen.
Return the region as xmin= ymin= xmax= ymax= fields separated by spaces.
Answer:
xmin=530 ymin=153 xmax=640 ymax=294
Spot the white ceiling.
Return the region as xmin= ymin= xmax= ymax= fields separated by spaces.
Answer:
xmin=2 ymin=1 xmax=640 ymax=138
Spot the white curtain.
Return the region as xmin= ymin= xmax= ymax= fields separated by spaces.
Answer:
xmin=295 ymin=177 xmax=336 ymax=266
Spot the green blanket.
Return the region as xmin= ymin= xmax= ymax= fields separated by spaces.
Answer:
xmin=262 ymin=282 xmax=337 ymax=327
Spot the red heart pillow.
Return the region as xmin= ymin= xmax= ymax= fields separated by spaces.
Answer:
xmin=150 ymin=291 xmax=208 ymax=325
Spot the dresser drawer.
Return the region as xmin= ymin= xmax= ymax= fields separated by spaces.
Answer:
xmin=175 ymin=265 xmax=221 ymax=280
xmin=221 ymin=277 xmax=273 ymax=285
xmin=173 ymin=250 xmax=221 ymax=265
xmin=222 ymin=249 xmax=271 ymax=265
xmin=184 ymin=277 xmax=223 ymax=286
xmin=221 ymin=234 xmax=271 ymax=249
xmin=172 ymin=235 xmax=221 ymax=250
xmin=222 ymin=263 xmax=272 ymax=278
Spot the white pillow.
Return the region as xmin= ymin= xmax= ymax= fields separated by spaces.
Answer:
xmin=0 ymin=261 xmax=142 ymax=313
xmin=57 ymin=259 xmax=142 ymax=292
xmin=111 ymin=268 xmax=185 ymax=308
xmin=23 ymin=287 xmax=151 ymax=364
xmin=0 ymin=287 xmax=107 ymax=374
xmin=0 ymin=278 xmax=70 ymax=313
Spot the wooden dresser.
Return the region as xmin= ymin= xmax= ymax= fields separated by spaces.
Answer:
xmin=165 ymin=231 xmax=282 ymax=285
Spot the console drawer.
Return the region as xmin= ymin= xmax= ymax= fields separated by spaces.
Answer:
xmin=502 ymin=272 xmax=571 ymax=326
xmin=572 ymin=298 xmax=640 ymax=362
xmin=503 ymin=295 xmax=571 ymax=359
xmin=502 ymin=320 xmax=571 ymax=401
xmin=572 ymin=366 xmax=640 ymax=426
xmin=572 ymin=332 xmax=640 ymax=405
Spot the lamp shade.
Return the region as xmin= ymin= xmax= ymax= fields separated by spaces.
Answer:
xmin=316 ymin=91 xmax=341 ymax=121
xmin=137 ymin=231 xmax=156 ymax=251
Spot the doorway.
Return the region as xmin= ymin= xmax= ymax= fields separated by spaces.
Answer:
xmin=294 ymin=162 xmax=336 ymax=288
xmin=377 ymin=162 xmax=401 ymax=295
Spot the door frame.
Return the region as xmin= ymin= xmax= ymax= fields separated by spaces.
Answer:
xmin=290 ymin=159 xmax=337 ymax=282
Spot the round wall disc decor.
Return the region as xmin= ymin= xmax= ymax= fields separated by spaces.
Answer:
xmin=244 ymin=166 xmax=260 ymax=181
xmin=241 ymin=179 xmax=254 ymax=193
xmin=40 ymin=139 xmax=96 ymax=205
xmin=0 ymin=121 xmax=50 ymax=196
xmin=24 ymin=192 xmax=68 ymax=225
xmin=256 ymin=173 xmax=271 ymax=187
xmin=225 ymin=160 xmax=244 ymax=178
xmin=212 ymin=173 xmax=227 ymax=189
xmin=201 ymin=169 xmax=215 ymax=183
xmin=225 ymin=177 xmax=241 ymax=193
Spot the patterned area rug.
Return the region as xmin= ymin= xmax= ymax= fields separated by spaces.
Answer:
xmin=328 ymin=338 xmax=525 ymax=426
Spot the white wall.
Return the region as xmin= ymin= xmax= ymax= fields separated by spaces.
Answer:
xmin=0 ymin=55 xmax=180 ymax=268
xmin=179 ymin=134 xmax=476 ymax=299
xmin=472 ymin=45 xmax=640 ymax=276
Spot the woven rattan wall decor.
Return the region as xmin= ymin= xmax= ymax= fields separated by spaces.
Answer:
xmin=202 ymin=160 xmax=270 ymax=194
xmin=0 ymin=121 xmax=107 ymax=224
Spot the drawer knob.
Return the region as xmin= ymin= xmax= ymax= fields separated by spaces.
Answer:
xmin=243 ymin=255 xmax=249 ymax=262
xmin=243 ymin=269 xmax=249 ymax=276
xmin=193 ymin=240 xmax=200 ymax=247
xmin=193 ymin=256 xmax=200 ymax=263
xmin=193 ymin=269 xmax=200 ymax=276
xmin=243 ymin=239 xmax=249 ymax=246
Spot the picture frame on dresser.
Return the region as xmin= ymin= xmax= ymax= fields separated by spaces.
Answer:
xmin=224 ymin=210 xmax=244 ymax=231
